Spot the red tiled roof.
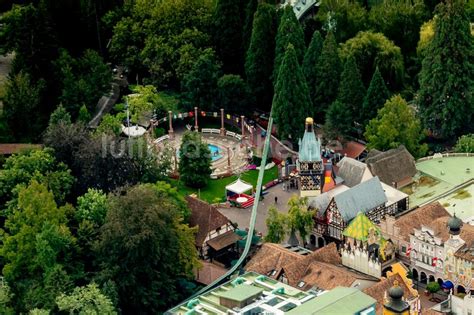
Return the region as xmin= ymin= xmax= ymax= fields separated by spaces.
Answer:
xmin=336 ymin=141 xmax=366 ymax=159
xmin=195 ymin=261 xmax=227 ymax=285
xmin=186 ymin=196 xmax=231 ymax=247
xmin=0 ymin=143 xmax=43 ymax=155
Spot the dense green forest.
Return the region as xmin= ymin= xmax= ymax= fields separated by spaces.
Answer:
xmin=0 ymin=0 xmax=472 ymax=313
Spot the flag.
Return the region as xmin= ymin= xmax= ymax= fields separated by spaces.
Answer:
xmin=406 ymin=245 xmax=412 ymax=257
xmin=201 ymin=111 xmax=206 ymax=117
xmin=188 ymin=111 xmax=194 ymax=117
xmin=432 ymin=257 xmax=437 ymax=266
xmin=178 ymin=113 xmax=183 ymax=119
xmin=213 ymin=112 xmax=218 ymax=117
xmin=226 ymin=114 xmax=231 ymax=120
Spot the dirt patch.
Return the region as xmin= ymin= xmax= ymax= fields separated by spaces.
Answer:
xmin=400 ymin=185 xmax=414 ymax=195
xmin=418 ymin=175 xmax=440 ymax=188
xmin=452 ymin=189 xmax=472 ymax=200
xmin=442 ymin=202 xmax=450 ymax=207
xmin=419 ymin=192 xmax=436 ymax=199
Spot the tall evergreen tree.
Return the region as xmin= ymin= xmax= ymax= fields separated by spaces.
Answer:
xmin=245 ymin=3 xmax=277 ymax=109
xmin=361 ymin=67 xmax=390 ymax=126
xmin=303 ymin=31 xmax=324 ymax=102
xmin=213 ymin=0 xmax=243 ymax=74
xmin=242 ymin=0 xmax=258 ymax=57
xmin=325 ymin=100 xmax=354 ymax=139
xmin=273 ymin=44 xmax=313 ymax=142
xmin=273 ymin=6 xmax=306 ymax=83
xmin=417 ymin=0 xmax=473 ymax=138
xmin=337 ymin=56 xmax=366 ymax=126
xmin=314 ymin=32 xmax=341 ymax=120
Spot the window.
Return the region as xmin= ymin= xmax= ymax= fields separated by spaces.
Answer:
xmin=401 ymin=245 xmax=407 ymax=253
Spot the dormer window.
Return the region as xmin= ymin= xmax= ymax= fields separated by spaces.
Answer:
xmin=297 ymin=281 xmax=305 ymax=288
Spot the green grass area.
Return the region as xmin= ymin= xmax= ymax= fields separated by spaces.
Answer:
xmin=169 ymin=167 xmax=279 ymax=203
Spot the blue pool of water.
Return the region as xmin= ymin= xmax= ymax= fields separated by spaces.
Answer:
xmin=176 ymin=144 xmax=223 ymax=162
xmin=208 ymin=144 xmax=223 ymax=161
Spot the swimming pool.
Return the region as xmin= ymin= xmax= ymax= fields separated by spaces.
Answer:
xmin=208 ymin=144 xmax=223 ymax=161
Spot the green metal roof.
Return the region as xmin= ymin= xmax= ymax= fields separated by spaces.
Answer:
xmin=286 ymin=287 xmax=376 ymax=315
xmin=342 ymin=212 xmax=381 ymax=241
xmin=216 ymin=284 xmax=263 ymax=302
xmin=299 ymin=128 xmax=321 ymax=162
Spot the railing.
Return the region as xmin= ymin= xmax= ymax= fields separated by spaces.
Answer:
xmin=154 ymin=135 xmax=169 ymax=144
xmin=417 ymin=152 xmax=474 ymax=163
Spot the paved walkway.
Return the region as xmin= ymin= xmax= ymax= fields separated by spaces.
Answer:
xmin=218 ymin=183 xmax=300 ymax=235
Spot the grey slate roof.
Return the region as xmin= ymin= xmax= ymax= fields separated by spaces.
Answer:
xmin=334 ymin=177 xmax=388 ymax=222
xmin=308 ymin=193 xmax=331 ymax=217
xmin=337 ymin=157 xmax=368 ymax=187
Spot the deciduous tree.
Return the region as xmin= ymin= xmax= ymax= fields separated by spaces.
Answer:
xmin=2 ymin=71 xmax=46 ymax=142
xmin=0 ymin=148 xmax=74 ymax=208
xmin=96 ymin=184 xmax=199 ymax=313
xmin=217 ymin=74 xmax=252 ymax=113
xmin=287 ymin=196 xmax=315 ymax=246
xmin=178 ymin=132 xmax=212 ymax=188
xmin=315 ymin=0 xmax=368 ymax=43
xmin=181 ymin=49 xmax=221 ymax=111
xmin=265 ymin=206 xmax=287 ymax=244
xmin=56 ymin=283 xmax=116 ymax=315
xmin=340 ymin=31 xmax=404 ymax=91
xmin=365 ymin=95 xmax=428 ymax=158
xmin=1 ymin=181 xmax=79 ymax=312
xmin=55 ymin=49 xmax=111 ymax=116
xmin=454 ymin=134 xmax=474 ymax=153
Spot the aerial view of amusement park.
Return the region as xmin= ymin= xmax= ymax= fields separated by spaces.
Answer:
xmin=0 ymin=0 xmax=472 ymax=313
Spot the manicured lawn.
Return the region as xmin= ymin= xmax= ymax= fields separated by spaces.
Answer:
xmin=169 ymin=167 xmax=279 ymax=203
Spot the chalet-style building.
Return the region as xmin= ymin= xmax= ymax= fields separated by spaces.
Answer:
xmin=186 ymin=195 xmax=236 ymax=260
xmin=309 ymin=176 xmax=389 ymax=246
xmin=298 ymin=117 xmax=324 ymax=198
xmin=366 ymin=145 xmax=417 ymax=188
xmin=245 ymin=243 xmax=379 ymax=292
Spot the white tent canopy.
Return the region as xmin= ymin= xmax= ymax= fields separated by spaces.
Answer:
xmin=226 ymin=178 xmax=253 ymax=195
xmin=122 ymin=124 xmax=146 ymax=137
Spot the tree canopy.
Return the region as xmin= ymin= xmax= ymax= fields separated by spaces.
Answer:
xmin=313 ymin=32 xmax=341 ymax=119
xmin=365 ymin=95 xmax=428 ymax=158
xmin=95 ymin=183 xmax=198 ymax=313
xmin=417 ymin=0 xmax=473 ymax=138
xmin=245 ymin=3 xmax=277 ymax=109
xmin=340 ymin=31 xmax=405 ymax=91
xmin=361 ymin=67 xmax=390 ymax=126
xmin=178 ymin=131 xmax=212 ymax=188
xmin=273 ymin=44 xmax=313 ymax=142
xmin=303 ymin=31 xmax=324 ymax=102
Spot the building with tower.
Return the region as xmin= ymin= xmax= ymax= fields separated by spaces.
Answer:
xmin=297 ymin=117 xmax=324 ymax=198
xmin=383 ymin=281 xmax=411 ymax=315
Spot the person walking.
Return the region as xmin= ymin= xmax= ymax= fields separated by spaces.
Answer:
xmin=274 ymin=196 xmax=278 ymax=204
